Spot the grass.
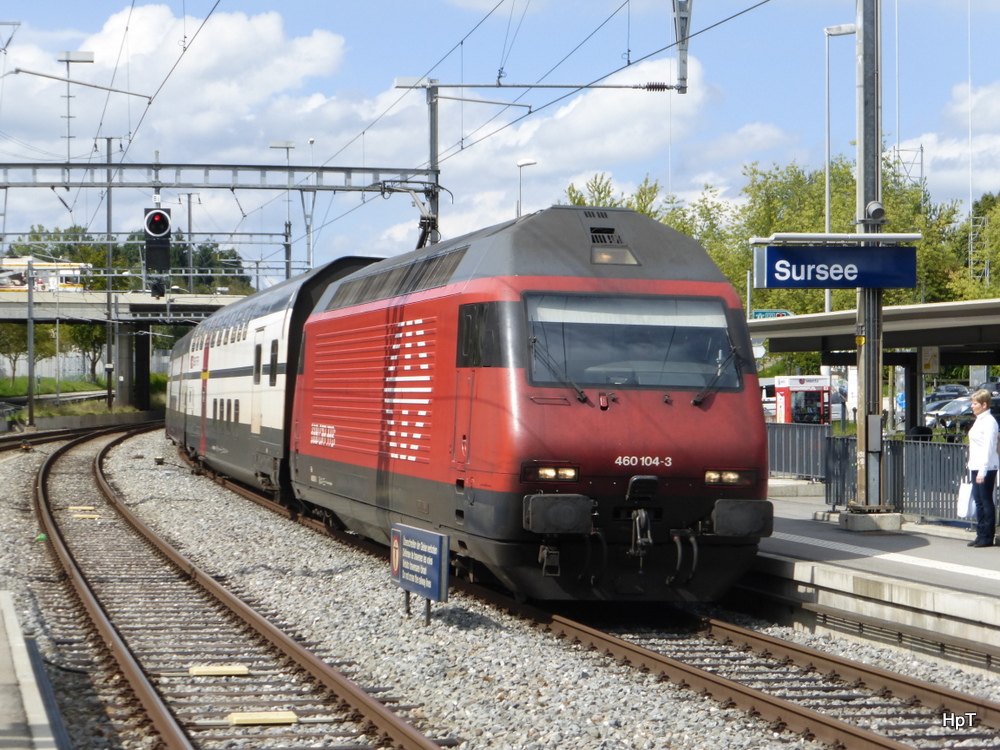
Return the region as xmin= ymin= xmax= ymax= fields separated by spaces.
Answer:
xmin=0 ymin=376 xmax=107 ymax=398
xmin=3 ymin=374 xmax=167 ymax=419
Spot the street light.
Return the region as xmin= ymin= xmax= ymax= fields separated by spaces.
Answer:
xmin=517 ymin=158 xmax=537 ymax=218
xmin=824 ymin=23 xmax=856 ymax=312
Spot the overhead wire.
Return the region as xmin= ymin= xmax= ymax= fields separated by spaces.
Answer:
xmin=280 ymin=0 xmax=511 ymax=252
xmin=294 ymin=0 xmax=774 ymax=252
xmin=496 ymin=0 xmax=531 ymax=83
xmin=76 ymin=0 xmax=224 ymax=234
xmin=5 ymin=1 xmax=776 ymax=263
xmin=438 ymin=0 xmax=631 ymax=165
xmin=303 ymin=0 xmax=627 ymax=249
xmin=323 ymin=0 xmax=507 ymax=167
xmin=435 ymin=0 xmax=775 ymax=167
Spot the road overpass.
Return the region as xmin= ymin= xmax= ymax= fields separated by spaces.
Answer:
xmin=0 ymin=290 xmax=238 ymax=410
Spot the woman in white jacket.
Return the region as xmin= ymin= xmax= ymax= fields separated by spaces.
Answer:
xmin=967 ymin=388 xmax=999 ymax=547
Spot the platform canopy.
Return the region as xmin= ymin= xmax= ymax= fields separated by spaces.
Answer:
xmin=749 ymin=298 xmax=1000 ymax=367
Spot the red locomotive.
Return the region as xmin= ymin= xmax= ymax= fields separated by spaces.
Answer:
xmin=168 ymin=205 xmax=771 ymax=602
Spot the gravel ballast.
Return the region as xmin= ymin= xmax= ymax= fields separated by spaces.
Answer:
xmin=2 ymin=429 xmax=999 ymax=749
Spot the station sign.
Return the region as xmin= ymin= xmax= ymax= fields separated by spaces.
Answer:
xmin=753 ymin=245 xmax=916 ymax=289
xmin=390 ymin=524 xmax=449 ymax=602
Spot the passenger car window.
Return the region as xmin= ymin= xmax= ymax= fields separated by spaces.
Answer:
xmin=269 ymin=340 xmax=279 ymax=386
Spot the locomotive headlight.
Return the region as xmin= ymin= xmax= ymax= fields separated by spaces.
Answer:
xmin=704 ymin=469 xmax=756 ymax=486
xmin=522 ymin=464 xmax=580 ymax=482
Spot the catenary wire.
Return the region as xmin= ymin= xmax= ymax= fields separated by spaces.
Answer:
xmin=435 ymin=0 xmax=774 ymax=167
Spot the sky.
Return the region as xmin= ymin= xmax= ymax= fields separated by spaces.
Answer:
xmin=1 ymin=1 xmax=999 ymax=280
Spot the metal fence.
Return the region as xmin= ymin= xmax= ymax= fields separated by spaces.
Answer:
xmin=767 ymin=423 xmax=831 ymax=481
xmin=766 ymin=423 xmax=971 ymax=523
xmin=825 ymin=436 xmax=968 ymax=521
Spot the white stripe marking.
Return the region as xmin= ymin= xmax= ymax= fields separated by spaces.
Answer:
xmin=773 ymin=532 xmax=1000 ymax=582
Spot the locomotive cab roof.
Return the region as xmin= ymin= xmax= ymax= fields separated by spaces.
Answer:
xmin=317 ymin=205 xmax=729 ymax=313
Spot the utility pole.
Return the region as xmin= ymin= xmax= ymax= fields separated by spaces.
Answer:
xmin=672 ymin=0 xmax=692 ymax=94
xmin=26 ymin=259 xmax=34 ymax=427
xmin=181 ymin=192 xmax=199 ymax=292
xmin=105 ymin=136 xmax=117 ymax=410
xmin=855 ymin=0 xmax=884 ymax=507
xmin=427 ymin=81 xmax=440 ymax=245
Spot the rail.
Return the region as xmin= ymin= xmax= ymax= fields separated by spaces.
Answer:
xmin=188 ymin=452 xmax=1000 ymax=750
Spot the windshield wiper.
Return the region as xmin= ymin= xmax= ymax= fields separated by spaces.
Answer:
xmin=691 ymin=346 xmax=738 ymax=406
xmin=529 ymin=336 xmax=588 ymax=402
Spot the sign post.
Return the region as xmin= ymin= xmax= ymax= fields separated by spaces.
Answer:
xmin=390 ymin=524 xmax=449 ymax=626
xmin=753 ymin=245 xmax=916 ymax=290
xmin=750 ymin=230 xmax=921 ymax=512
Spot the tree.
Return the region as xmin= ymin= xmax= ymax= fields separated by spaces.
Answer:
xmin=8 ymin=225 xmax=256 ymax=295
xmin=0 ymin=323 xmax=56 ymax=385
xmin=64 ymin=324 xmax=107 ymax=383
xmin=565 ymin=174 xmax=670 ymax=220
xmin=945 ymin=193 xmax=1000 ymax=300
xmin=0 ymin=323 xmax=28 ymax=385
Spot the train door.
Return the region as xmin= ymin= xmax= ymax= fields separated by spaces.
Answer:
xmin=452 ymin=371 xmax=475 ymax=465
xmin=251 ymin=328 xmax=264 ymax=435
xmin=198 ymin=339 xmax=210 ymax=457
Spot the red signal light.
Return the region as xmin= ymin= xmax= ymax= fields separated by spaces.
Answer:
xmin=144 ymin=208 xmax=171 ymax=237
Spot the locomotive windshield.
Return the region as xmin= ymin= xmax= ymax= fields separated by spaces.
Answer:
xmin=526 ymin=294 xmax=740 ymax=390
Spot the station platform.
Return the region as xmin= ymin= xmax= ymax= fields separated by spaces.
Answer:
xmin=0 ymin=591 xmax=57 ymax=750
xmin=747 ymin=479 xmax=1000 ymax=669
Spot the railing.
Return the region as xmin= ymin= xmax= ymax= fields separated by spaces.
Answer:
xmin=767 ymin=423 xmax=831 ymax=481
xmin=767 ymin=423 xmax=970 ymax=523
xmin=825 ymin=436 xmax=968 ymax=521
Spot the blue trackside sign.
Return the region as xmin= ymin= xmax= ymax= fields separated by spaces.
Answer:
xmin=753 ymin=245 xmax=917 ymax=289
xmin=390 ymin=524 xmax=449 ymax=602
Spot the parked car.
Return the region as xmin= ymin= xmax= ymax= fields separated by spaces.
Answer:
xmin=925 ymin=396 xmax=1000 ymax=432
xmin=974 ymin=381 xmax=1000 ymax=396
xmin=924 ymin=396 xmax=972 ymax=430
xmin=925 ymin=383 xmax=969 ymax=403
xmin=923 ymin=398 xmax=957 ymax=414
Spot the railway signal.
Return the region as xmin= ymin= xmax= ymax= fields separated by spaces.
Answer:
xmin=144 ymin=207 xmax=171 ymax=273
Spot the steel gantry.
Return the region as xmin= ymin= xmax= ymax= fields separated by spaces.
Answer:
xmin=0 ymin=160 xmax=440 ymax=269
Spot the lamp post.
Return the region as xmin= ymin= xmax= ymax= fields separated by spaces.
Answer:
xmin=517 ymin=159 xmax=537 ymax=218
xmin=824 ymin=23 xmax=856 ymax=312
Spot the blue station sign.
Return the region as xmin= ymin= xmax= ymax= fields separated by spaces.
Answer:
xmin=390 ymin=524 xmax=449 ymax=602
xmin=753 ymin=245 xmax=916 ymax=289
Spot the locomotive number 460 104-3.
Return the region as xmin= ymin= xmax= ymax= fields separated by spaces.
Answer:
xmin=615 ymin=455 xmax=673 ymax=467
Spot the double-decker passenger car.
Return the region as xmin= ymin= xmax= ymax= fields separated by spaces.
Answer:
xmin=167 ymin=206 xmax=771 ymax=602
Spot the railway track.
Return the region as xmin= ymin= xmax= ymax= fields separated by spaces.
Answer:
xmin=593 ymin=618 xmax=1000 ymax=749
xmin=0 ymin=423 xmax=146 ymax=453
xmin=33 ymin=423 xmax=457 ymax=749
xmin=186 ymin=444 xmax=1000 ymax=750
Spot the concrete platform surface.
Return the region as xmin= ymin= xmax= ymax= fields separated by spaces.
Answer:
xmin=755 ymin=480 xmax=1000 ymax=656
xmin=0 ymin=591 xmax=56 ymax=750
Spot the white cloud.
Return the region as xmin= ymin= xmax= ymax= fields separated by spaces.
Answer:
xmin=901 ymin=130 xmax=1000 ymax=210
xmin=11 ymin=3 xmax=1000 ymax=269
xmin=943 ymin=80 xmax=1000 ymax=134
